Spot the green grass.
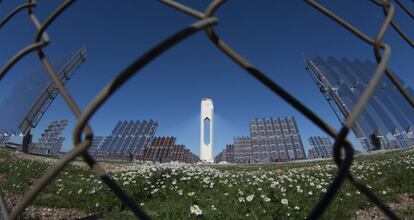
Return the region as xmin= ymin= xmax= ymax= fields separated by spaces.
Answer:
xmin=0 ymin=148 xmax=413 ymax=219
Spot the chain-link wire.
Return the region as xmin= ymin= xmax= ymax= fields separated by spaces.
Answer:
xmin=377 ymin=0 xmax=414 ymax=47
xmin=0 ymin=0 xmax=413 ymax=219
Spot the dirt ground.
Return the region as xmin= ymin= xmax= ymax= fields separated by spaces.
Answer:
xmin=0 ymin=190 xmax=97 ymax=220
xmin=353 ymin=193 xmax=414 ymax=220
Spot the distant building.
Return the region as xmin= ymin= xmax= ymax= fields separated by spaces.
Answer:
xmin=250 ymin=117 xmax=306 ymax=163
xmin=214 ymin=144 xmax=234 ymax=163
xmin=214 ymin=151 xmax=225 ymax=163
xmin=31 ymin=120 xmax=68 ymax=155
xmin=138 ymin=136 xmax=199 ymax=163
xmin=308 ymin=136 xmax=333 ymax=159
xmin=98 ymin=120 xmax=157 ymax=156
xmin=234 ymin=136 xmax=253 ymax=164
xmin=305 ymin=56 xmax=414 ymax=151
xmin=225 ymin=144 xmax=235 ymax=163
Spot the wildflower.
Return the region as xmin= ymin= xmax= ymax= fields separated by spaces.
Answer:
xmin=294 ymin=206 xmax=300 ymax=210
xmin=261 ymin=194 xmax=271 ymax=202
xmin=246 ymin=195 xmax=254 ymax=202
xmin=308 ymin=191 xmax=313 ymax=196
xmin=190 ymin=205 xmax=203 ymax=216
xmin=281 ymin=198 xmax=289 ymax=205
xmin=239 ymin=197 xmax=245 ymax=203
xmin=151 ymin=188 xmax=159 ymax=194
xmin=78 ymin=189 xmax=83 ymax=194
xmin=382 ymin=190 xmax=387 ymax=195
xmin=188 ymin=192 xmax=195 ymax=197
xmin=211 ymin=205 xmax=217 ymax=211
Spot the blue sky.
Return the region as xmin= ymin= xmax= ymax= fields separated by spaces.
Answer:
xmin=0 ymin=0 xmax=413 ymax=156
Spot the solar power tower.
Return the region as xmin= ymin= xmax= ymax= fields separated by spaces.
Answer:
xmin=200 ymin=98 xmax=214 ymax=163
xmin=0 ymin=48 xmax=86 ymax=151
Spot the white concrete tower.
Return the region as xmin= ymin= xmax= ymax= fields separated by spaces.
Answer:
xmin=200 ymin=98 xmax=213 ymax=162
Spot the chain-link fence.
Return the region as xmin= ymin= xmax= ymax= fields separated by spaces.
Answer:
xmin=0 ymin=0 xmax=413 ymax=219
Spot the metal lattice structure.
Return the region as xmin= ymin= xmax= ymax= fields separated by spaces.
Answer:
xmin=308 ymin=136 xmax=334 ymax=159
xmin=138 ymin=136 xmax=199 ymax=163
xmin=31 ymin=119 xmax=68 ymax=155
xmin=98 ymin=120 xmax=158 ymax=156
xmin=0 ymin=0 xmax=414 ymax=219
xmin=305 ymin=56 xmax=414 ymax=151
xmin=250 ymin=117 xmax=307 ymax=162
xmin=19 ymin=48 xmax=86 ymax=136
xmin=0 ymin=47 xmax=85 ymax=136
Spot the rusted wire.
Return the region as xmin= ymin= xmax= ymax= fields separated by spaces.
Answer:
xmin=0 ymin=188 xmax=9 ymax=220
xmin=371 ymin=0 xmax=414 ymax=49
xmin=0 ymin=0 xmax=413 ymax=219
xmin=395 ymin=0 xmax=414 ymax=20
xmin=0 ymin=2 xmax=36 ymax=28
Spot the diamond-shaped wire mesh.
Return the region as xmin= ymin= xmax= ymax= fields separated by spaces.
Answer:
xmin=0 ymin=0 xmax=413 ymax=219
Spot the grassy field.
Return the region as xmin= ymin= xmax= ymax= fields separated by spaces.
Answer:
xmin=0 ymin=148 xmax=413 ymax=219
